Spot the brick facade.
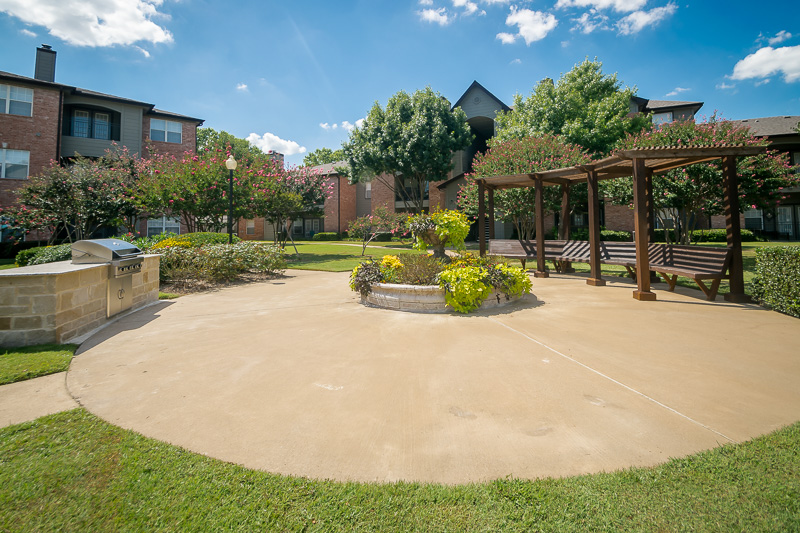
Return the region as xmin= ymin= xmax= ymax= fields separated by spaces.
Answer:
xmin=323 ymin=175 xmax=358 ymax=233
xmin=0 ymin=81 xmax=61 ymax=208
xmin=603 ymin=202 xmax=635 ymax=232
xmin=141 ymin=116 xmax=199 ymax=159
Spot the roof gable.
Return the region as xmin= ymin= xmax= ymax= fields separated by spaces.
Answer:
xmin=452 ymin=81 xmax=511 ymax=119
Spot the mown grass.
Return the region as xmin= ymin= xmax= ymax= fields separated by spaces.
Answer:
xmin=0 ymin=258 xmax=15 ymax=270
xmin=0 ymin=344 xmax=78 ymax=385
xmin=1 ymin=409 xmax=798 ymax=531
xmin=286 ymin=241 xmax=422 ymax=272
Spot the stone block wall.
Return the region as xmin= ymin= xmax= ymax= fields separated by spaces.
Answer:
xmin=0 ymin=255 xmax=159 ymax=347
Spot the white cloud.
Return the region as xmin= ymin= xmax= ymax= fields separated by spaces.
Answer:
xmin=453 ymin=0 xmax=479 ymax=15
xmin=616 ymin=3 xmax=677 ymax=35
xmin=755 ymin=79 xmax=771 ymax=86
xmin=768 ymin=30 xmax=792 ymax=45
xmin=246 ymin=132 xmax=306 ymax=155
xmin=135 ymin=46 xmax=151 ymax=58
xmin=355 ymin=118 xmax=365 ymax=129
xmin=555 ymin=0 xmax=646 ymax=13
xmin=418 ymin=0 xmax=433 ymax=4
xmin=731 ymin=45 xmax=800 ymax=83
xmin=571 ymin=11 xmax=608 ymax=33
xmin=481 ymin=0 xmax=510 ymax=3
xmin=319 ymin=122 xmax=339 ymax=130
xmin=665 ymin=87 xmax=690 ymax=97
xmin=496 ymin=32 xmax=517 ymax=44
xmin=510 ymin=58 xmax=522 ymax=64
xmin=19 ymin=28 xmax=36 ymax=37
xmin=716 ymin=82 xmax=736 ymax=90
xmin=236 ymin=83 xmax=248 ymax=91
xmin=418 ymin=7 xmax=451 ymax=25
xmin=503 ymin=7 xmax=558 ymax=45
xmin=0 ymin=0 xmax=173 ymax=47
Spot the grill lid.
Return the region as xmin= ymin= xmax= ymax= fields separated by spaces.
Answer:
xmin=71 ymin=239 xmax=142 ymax=264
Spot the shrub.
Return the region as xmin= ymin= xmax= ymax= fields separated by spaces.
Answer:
xmin=437 ymin=266 xmax=493 ymax=313
xmin=690 ymin=228 xmax=756 ymax=242
xmin=312 ymin=232 xmax=340 ymax=241
xmin=159 ymin=242 xmax=285 ymax=283
xmin=396 ymin=254 xmax=446 ymax=285
xmin=751 ymin=247 xmax=800 ymax=318
xmin=17 ymin=244 xmax=72 ymax=267
xmin=373 ymin=232 xmax=393 ymax=242
xmin=600 ymin=230 xmax=632 ymax=241
xmin=349 ymin=260 xmax=384 ymax=297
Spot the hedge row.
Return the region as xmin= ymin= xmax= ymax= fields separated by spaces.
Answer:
xmin=15 ymin=244 xmax=72 ymax=267
xmin=312 ymin=232 xmax=341 ymax=241
xmin=751 ymin=247 xmax=800 ymax=318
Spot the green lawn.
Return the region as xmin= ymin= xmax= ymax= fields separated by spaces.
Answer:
xmin=285 ymin=241 xmax=422 ymax=272
xmin=1 ymin=409 xmax=798 ymax=531
xmin=0 ymin=344 xmax=78 ymax=385
xmin=0 ymin=258 xmax=16 ymax=270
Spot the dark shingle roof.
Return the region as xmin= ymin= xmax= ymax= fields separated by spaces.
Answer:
xmin=731 ymin=116 xmax=800 ymax=137
xmin=309 ymin=161 xmax=349 ymax=174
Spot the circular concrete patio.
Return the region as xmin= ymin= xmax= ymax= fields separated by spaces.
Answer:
xmin=67 ymin=269 xmax=800 ymax=484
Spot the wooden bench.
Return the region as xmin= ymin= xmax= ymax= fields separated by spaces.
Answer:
xmin=488 ymin=239 xmax=565 ymax=270
xmin=647 ymin=244 xmax=732 ymax=300
xmin=488 ymin=239 xmax=733 ymax=300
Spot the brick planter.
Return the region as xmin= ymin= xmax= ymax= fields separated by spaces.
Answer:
xmin=362 ymin=283 xmax=522 ymax=313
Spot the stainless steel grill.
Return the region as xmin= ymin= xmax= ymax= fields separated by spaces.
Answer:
xmin=71 ymin=239 xmax=144 ymax=317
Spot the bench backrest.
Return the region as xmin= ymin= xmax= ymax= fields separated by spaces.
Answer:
xmin=598 ymin=241 xmax=636 ymax=263
xmin=660 ymin=245 xmax=732 ymax=273
xmin=488 ymin=239 xmax=565 ymax=258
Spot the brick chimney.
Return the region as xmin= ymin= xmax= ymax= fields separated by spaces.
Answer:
xmin=34 ymin=44 xmax=56 ymax=82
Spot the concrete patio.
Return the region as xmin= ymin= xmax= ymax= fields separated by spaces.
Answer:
xmin=64 ymin=269 xmax=800 ymax=484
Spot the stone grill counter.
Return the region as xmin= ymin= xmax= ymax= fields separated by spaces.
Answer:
xmin=0 ymin=255 xmax=160 ymax=347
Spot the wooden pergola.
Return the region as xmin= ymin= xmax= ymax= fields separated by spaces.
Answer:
xmin=475 ymin=145 xmax=766 ymax=302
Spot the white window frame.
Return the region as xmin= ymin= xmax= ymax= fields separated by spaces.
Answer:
xmin=0 ymin=84 xmax=33 ymax=117
xmin=150 ymin=119 xmax=182 ymax=144
xmin=365 ymin=181 xmax=372 ymax=199
xmin=246 ymin=219 xmax=255 ymax=235
xmin=0 ymin=149 xmax=30 ymax=180
xmin=93 ymin=112 xmax=110 ymax=140
xmin=743 ymin=208 xmax=763 ymax=231
xmin=147 ymin=216 xmax=181 ymax=237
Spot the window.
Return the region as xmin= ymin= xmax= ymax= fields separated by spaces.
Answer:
xmin=147 ymin=216 xmax=181 ymax=237
xmin=365 ymin=182 xmax=372 ymax=199
xmin=292 ymin=220 xmax=303 ymax=236
xmin=0 ymin=84 xmax=33 ymax=116
xmin=72 ymin=110 xmax=90 ymax=137
xmin=652 ymin=111 xmax=673 ymax=125
xmin=246 ymin=219 xmax=255 ymax=235
xmin=67 ymin=108 xmax=114 ymax=140
xmin=0 ymin=149 xmax=30 ymax=179
xmin=744 ymin=208 xmax=763 ymax=231
xmin=150 ymin=119 xmax=182 ymax=143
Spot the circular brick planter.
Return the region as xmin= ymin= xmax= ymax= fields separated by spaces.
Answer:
xmin=361 ymin=283 xmax=523 ymax=313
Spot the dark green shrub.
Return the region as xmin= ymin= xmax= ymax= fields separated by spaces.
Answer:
xmin=16 ymin=244 xmax=72 ymax=266
xmin=312 ymin=232 xmax=340 ymax=241
xmin=348 ymin=260 xmax=384 ymax=296
xmin=751 ymin=247 xmax=800 ymax=318
xmin=159 ymin=242 xmax=285 ymax=284
xmin=690 ymin=228 xmax=756 ymax=242
xmin=600 ymin=230 xmax=632 ymax=241
xmin=1 ymin=240 xmax=45 ymax=260
xmin=396 ymin=254 xmax=446 ymax=285
xmin=373 ymin=232 xmax=393 ymax=242
xmin=177 ymin=232 xmax=240 ymax=247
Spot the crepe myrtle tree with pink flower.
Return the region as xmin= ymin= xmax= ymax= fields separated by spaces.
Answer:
xmin=603 ymin=115 xmax=798 ymax=244
xmin=457 ymin=134 xmax=592 ymax=240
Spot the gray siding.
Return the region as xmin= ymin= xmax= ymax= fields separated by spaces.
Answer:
xmin=61 ymin=95 xmax=144 ymax=158
xmin=458 ymin=86 xmax=504 ymax=121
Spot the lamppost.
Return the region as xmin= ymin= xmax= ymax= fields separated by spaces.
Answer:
xmin=225 ymin=155 xmax=237 ymax=244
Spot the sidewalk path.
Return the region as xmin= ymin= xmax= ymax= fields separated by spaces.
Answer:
xmin=0 ymin=372 xmax=78 ymax=428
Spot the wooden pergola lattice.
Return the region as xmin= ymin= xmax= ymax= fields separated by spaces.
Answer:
xmin=475 ymin=145 xmax=766 ymax=302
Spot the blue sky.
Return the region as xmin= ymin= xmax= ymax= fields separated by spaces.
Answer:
xmin=1 ymin=0 xmax=798 ymax=166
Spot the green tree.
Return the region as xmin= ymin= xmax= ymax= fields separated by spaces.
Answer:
xmin=494 ymin=58 xmax=650 ymax=155
xmin=604 ymin=116 xmax=799 ymax=243
xmin=343 ymin=87 xmax=473 ymax=214
xmin=457 ymin=135 xmax=591 ymax=239
xmin=303 ymin=147 xmax=345 ymax=167
xmin=196 ymin=127 xmax=266 ymax=163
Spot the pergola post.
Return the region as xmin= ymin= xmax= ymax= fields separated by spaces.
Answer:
xmin=645 ymin=168 xmax=655 ymax=242
xmin=488 ymin=187 xmax=496 ymax=240
xmin=632 ymin=158 xmax=656 ymax=300
xmin=722 ymin=155 xmax=749 ymax=303
xmin=478 ymin=179 xmax=486 ymax=257
xmin=534 ymin=177 xmax=548 ymax=278
xmin=586 ymin=169 xmax=605 ymax=286
xmin=560 ymin=183 xmax=574 ymax=273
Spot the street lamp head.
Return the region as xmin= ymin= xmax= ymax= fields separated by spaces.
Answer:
xmin=225 ymin=155 xmax=237 ymax=171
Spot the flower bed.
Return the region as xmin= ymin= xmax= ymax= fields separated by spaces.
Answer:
xmin=350 ymin=253 xmax=532 ymax=314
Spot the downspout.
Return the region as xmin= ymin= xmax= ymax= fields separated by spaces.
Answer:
xmin=337 ymin=175 xmax=341 ymax=233
xmin=56 ymin=90 xmax=63 ymax=163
